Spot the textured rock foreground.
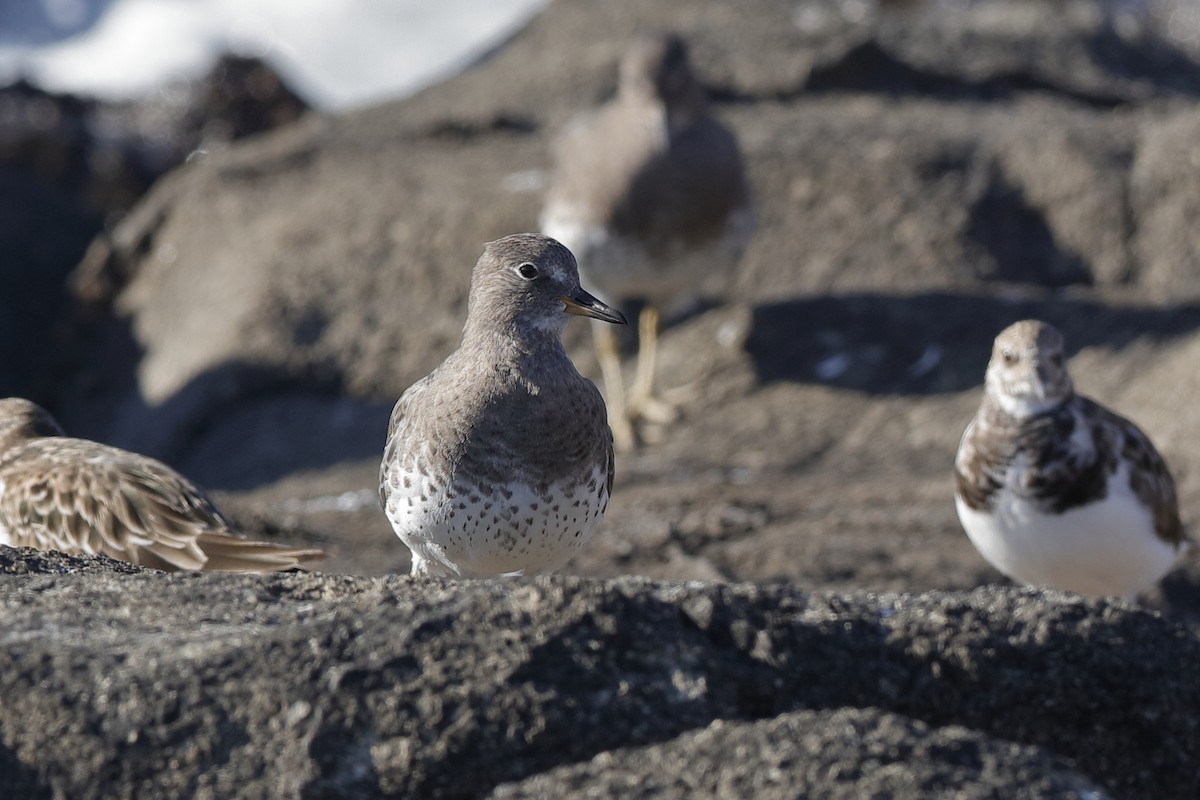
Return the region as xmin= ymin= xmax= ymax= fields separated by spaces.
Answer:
xmin=1 ymin=547 xmax=1195 ymax=799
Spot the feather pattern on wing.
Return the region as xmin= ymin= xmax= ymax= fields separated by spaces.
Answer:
xmin=955 ymin=393 xmax=1186 ymax=548
xmin=0 ymin=399 xmax=326 ymax=571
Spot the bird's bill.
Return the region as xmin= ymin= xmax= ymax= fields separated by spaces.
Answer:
xmin=559 ymin=290 xmax=627 ymax=324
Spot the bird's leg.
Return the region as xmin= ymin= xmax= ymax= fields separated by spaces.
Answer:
xmin=593 ymin=322 xmax=636 ymax=452
xmin=627 ymin=305 xmax=679 ymax=426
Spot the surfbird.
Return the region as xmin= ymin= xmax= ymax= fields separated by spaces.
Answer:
xmin=379 ymin=233 xmax=626 ymax=577
xmin=954 ymin=320 xmax=1189 ymax=599
xmin=540 ymin=32 xmax=753 ymax=450
xmin=0 ymin=398 xmax=326 ymax=571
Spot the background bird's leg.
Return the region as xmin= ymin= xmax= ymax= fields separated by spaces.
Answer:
xmin=627 ymin=305 xmax=678 ymax=426
xmin=593 ymin=322 xmax=636 ymax=452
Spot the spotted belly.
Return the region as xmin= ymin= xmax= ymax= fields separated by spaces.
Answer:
xmin=382 ymin=464 xmax=610 ymax=577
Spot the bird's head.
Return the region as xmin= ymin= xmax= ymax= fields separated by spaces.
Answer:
xmin=0 ymin=398 xmax=64 ymax=456
xmin=465 ymin=234 xmax=626 ymax=342
xmin=619 ymin=33 xmax=707 ymax=119
xmin=984 ymin=320 xmax=1074 ymax=418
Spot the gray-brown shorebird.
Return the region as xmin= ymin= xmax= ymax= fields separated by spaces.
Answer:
xmin=379 ymin=233 xmax=626 ymax=577
xmin=541 ymin=32 xmax=753 ymax=450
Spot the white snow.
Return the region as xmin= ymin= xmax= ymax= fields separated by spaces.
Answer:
xmin=0 ymin=0 xmax=549 ymax=111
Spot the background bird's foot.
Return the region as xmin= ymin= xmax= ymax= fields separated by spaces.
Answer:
xmin=636 ymin=419 xmax=671 ymax=445
xmin=627 ymin=392 xmax=679 ymax=426
xmin=628 ymin=378 xmax=699 ymax=424
xmin=616 ymin=383 xmax=697 ymax=449
xmin=611 ymin=411 xmax=638 ymax=453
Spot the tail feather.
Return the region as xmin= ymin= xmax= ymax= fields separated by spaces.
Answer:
xmin=194 ymin=531 xmax=327 ymax=573
xmin=138 ymin=539 xmax=209 ymax=572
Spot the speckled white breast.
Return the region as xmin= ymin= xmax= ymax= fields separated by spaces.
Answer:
xmin=383 ymin=455 xmax=609 ymax=577
xmin=955 ymin=460 xmax=1180 ymax=600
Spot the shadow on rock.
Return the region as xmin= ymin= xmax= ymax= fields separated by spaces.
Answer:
xmin=964 ymin=165 xmax=1093 ymax=287
xmin=57 ymin=337 xmax=392 ymax=492
xmin=0 ymin=740 xmax=51 ymax=800
xmin=745 ymin=291 xmax=1200 ymax=393
xmin=1082 ymin=25 xmax=1200 ymax=100
xmin=175 ymin=389 xmax=393 ymax=492
xmin=0 ymin=138 xmax=108 ymax=399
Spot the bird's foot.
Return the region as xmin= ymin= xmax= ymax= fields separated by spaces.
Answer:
xmin=620 ymin=381 xmax=701 ymax=447
xmin=629 ymin=379 xmax=699 ymax=424
xmin=627 ymin=393 xmax=679 ymax=426
xmin=610 ymin=409 xmax=638 ymax=453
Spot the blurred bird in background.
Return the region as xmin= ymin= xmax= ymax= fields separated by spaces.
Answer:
xmin=541 ymin=32 xmax=754 ymax=451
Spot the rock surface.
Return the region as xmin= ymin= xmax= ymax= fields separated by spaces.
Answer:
xmin=5 ymin=0 xmax=1200 ymax=796
xmin=2 ymin=547 xmax=1195 ymax=799
xmin=0 ymin=56 xmax=308 ymax=401
xmin=490 ymin=709 xmax=1106 ymax=799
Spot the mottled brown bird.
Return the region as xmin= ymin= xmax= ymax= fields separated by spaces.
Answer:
xmin=0 ymin=398 xmax=326 ymax=571
xmin=954 ymin=321 xmax=1188 ymax=599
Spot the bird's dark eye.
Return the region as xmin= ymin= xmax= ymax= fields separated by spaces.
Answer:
xmin=516 ymin=262 xmax=539 ymax=280
xmin=1001 ymin=349 xmax=1017 ymax=364
xmin=1050 ymin=353 xmax=1064 ymax=367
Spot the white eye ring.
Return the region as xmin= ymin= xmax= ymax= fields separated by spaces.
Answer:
xmin=515 ymin=262 xmax=539 ymax=280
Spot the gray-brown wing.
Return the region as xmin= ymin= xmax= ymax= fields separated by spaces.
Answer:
xmin=380 ymin=375 xmax=436 ymax=508
xmin=603 ymin=426 xmax=615 ymax=512
xmin=1085 ymin=398 xmax=1187 ymax=548
xmin=618 ymin=115 xmax=751 ymax=252
xmin=0 ymin=439 xmax=221 ymax=568
xmin=545 ymin=103 xmax=662 ymax=229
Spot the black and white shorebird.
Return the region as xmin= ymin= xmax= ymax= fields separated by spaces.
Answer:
xmin=954 ymin=321 xmax=1190 ymax=599
xmin=379 ymin=234 xmax=625 ymax=577
xmin=540 ymin=33 xmax=753 ymax=450
xmin=0 ymin=398 xmax=326 ymax=571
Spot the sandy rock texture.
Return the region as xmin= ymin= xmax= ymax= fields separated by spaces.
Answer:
xmin=0 ymin=57 xmax=308 ymax=402
xmin=2 ymin=547 xmax=1195 ymax=799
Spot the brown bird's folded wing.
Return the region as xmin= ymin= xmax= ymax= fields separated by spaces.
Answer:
xmin=0 ymin=439 xmax=326 ymax=572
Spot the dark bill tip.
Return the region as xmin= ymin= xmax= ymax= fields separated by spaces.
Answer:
xmin=559 ymin=289 xmax=627 ymax=325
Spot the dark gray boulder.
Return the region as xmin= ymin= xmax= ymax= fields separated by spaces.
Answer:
xmin=0 ymin=548 xmax=1195 ymax=799
xmin=490 ymin=708 xmax=1107 ymax=799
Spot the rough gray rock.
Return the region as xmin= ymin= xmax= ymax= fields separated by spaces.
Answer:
xmin=490 ymin=708 xmax=1107 ymax=799
xmin=0 ymin=547 xmax=1195 ymax=799
xmin=0 ymin=58 xmax=307 ymax=402
xmin=1130 ymin=108 xmax=1200 ymax=297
